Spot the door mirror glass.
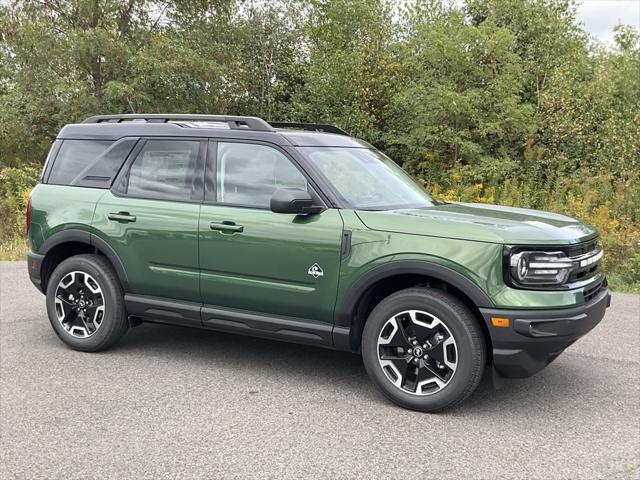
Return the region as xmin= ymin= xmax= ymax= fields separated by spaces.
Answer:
xmin=270 ymin=188 xmax=316 ymax=214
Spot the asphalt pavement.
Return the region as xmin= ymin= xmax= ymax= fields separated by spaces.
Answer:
xmin=1 ymin=261 xmax=639 ymax=479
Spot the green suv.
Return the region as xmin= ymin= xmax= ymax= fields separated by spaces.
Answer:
xmin=27 ymin=114 xmax=610 ymax=411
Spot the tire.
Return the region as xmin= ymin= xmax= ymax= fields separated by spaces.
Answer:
xmin=362 ymin=287 xmax=485 ymax=412
xmin=45 ymin=254 xmax=128 ymax=352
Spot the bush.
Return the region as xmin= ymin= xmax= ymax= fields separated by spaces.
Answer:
xmin=607 ymin=253 xmax=640 ymax=293
xmin=0 ymin=165 xmax=41 ymax=259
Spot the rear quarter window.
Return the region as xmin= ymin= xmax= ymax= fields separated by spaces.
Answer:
xmin=47 ymin=139 xmax=137 ymax=188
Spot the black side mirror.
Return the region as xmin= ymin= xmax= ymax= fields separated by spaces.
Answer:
xmin=270 ymin=188 xmax=323 ymax=214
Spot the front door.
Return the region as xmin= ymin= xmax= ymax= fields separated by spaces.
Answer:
xmin=198 ymin=141 xmax=343 ymax=323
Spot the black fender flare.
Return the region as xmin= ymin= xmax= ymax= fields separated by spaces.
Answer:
xmin=40 ymin=229 xmax=91 ymax=254
xmin=334 ymin=260 xmax=495 ymax=329
xmin=38 ymin=229 xmax=130 ymax=291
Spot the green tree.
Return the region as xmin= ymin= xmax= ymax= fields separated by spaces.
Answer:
xmin=387 ymin=3 xmax=534 ymax=176
xmin=0 ymin=0 xmax=161 ymax=166
xmin=288 ymin=0 xmax=398 ymax=143
xmin=466 ymin=0 xmax=588 ymax=109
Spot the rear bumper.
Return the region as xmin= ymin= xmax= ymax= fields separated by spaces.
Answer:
xmin=480 ymin=286 xmax=611 ymax=378
xmin=27 ymin=250 xmax=45 ymax=293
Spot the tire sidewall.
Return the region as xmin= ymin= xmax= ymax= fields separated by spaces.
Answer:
xmin=46 ymin=255 xmax=124 ymax=351
xmin=362 ymin=290 xmax=484 ymax=412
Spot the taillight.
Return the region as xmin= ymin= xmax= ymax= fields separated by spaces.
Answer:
xmin=25 ymin=196 xmax=32 ymax=236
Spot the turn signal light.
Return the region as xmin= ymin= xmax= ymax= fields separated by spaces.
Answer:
xmin=491 ymin=317 xmax=510 ymax=328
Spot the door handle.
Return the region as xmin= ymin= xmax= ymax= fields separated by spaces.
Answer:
xmin=210 ymin=221 xmax=244 ymax=233
xmin=108 ymin=212 xmax=137 ymax=223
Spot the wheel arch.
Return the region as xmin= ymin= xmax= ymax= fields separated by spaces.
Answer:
xmin=38 ymin=230 xmax=129 ymax=292
xmin=334 ymin=261 xmax=494 ymax=358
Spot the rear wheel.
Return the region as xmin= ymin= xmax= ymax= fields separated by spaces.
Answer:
xmin=46 ymin=254 xmax=128 ymax=351
xmin=362 ymin=287 xmax=485 ymax=412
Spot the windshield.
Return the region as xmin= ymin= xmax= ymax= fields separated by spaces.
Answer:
xmin=299 ymin=147 xmax=435 ymax=210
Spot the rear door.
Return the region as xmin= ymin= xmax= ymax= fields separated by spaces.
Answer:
xmin=198 ymin=140 xmax=344 ymax=323
xmin=92 ymin=138 xmax=205 ymax=305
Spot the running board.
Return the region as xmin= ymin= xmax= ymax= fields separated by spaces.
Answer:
xmin=124 ymin=294 xmax=336 ymax=349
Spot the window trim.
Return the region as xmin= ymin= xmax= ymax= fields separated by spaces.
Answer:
xmin=111 ymin=137 xmax=207 ymax=204
xmin=203 ymin=138 xmax=327 ymax=212
xmin=42 ymin=140 xmax=62 ymax=184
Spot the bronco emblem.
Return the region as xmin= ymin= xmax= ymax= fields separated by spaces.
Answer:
xmin=307 ymin=263 xmax=324 ymax=279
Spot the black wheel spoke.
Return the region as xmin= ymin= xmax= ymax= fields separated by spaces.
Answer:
xmin=382 ymin=353 xmax=411 ymax=374
xmin=424 ymin=360 xmax=448 ymax=381
xmin=78 ymin=315 xmax=92 ymax=334
xmin=390 ymin=315 xmax=413 ymax=346
xmin=416 ymin=363 xmax=438 ymax=384
xmin=56 ymin=295 xmax=75 ymax=307
xmin=402 ymin=363 xmax=420 ymax=393
xmin=60 ymin=305 xmax=76 ymax=325
xmin=379 ymin=350 xmax=407 ymax=361
xmin=408 ymin=319 xmax=437 ymax=343
xmin=428 ymin=342 xmax=446 ymax=364
xmin=76 ymin=272 xmax=87 ymax=290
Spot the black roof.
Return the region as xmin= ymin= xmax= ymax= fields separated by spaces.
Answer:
xmin=57 ymin=114 xmax=372 ymax=148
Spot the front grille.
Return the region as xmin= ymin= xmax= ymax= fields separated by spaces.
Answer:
xmin=584 ymin=278 xmax=607 ymax=302
xmin=566 ymin=241 xmax=602 ymax=284
xmin=571 ymin=263 xmax=599 ymax=282
xmin=564 ymin=240 xmax=597 ymax=258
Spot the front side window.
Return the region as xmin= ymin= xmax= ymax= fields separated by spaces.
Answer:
xmin=300 ymin=147 xmax=435 ymax=210
xmin=216 ymin=142 xmax=307 ymax=208
xmin=127 ymin=140 xmax=200 ymax=201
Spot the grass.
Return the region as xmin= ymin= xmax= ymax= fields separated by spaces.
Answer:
xmin=0 ymin=236 xmax=28 ymax=261
xmin=607 ymin=272 xmax=640 ymax=294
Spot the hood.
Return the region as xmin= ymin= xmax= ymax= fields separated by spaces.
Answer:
xmin=355 ymin=202 xmax=597 ymax=245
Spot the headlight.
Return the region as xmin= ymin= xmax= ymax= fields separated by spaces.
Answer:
xmin=504 ymin=242 xmax=604 ymax=290
xmin=509 ymin=250 xmax=574 ymax=286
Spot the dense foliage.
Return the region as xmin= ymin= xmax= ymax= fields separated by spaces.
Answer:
xmin=1 ymin=0 xmax=638 ymax=291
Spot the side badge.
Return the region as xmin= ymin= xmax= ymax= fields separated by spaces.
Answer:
xmin=307 ymin=263 xmax=324 ymax=279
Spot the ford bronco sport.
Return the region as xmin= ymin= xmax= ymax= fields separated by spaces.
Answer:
xmin=26 ymin=114 xmax=610 ymax=412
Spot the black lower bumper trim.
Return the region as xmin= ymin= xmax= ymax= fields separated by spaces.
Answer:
xmin=480 ymin=287 xmax=610 ymax=378
xmin=27 ymin=251 xmax=45 ymax=293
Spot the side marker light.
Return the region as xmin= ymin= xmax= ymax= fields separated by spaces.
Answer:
xmin=491 ymin=317 xmax=510 ymax=328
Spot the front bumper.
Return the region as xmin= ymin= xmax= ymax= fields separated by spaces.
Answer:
xmin=480 ymin=286 xmax=611 ymax=378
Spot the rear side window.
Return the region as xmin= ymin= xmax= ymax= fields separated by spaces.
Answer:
xmin=47 ymin=139 xmax=137 ymax=187
xmin=126 ymin=140 xmax=201 ymax=201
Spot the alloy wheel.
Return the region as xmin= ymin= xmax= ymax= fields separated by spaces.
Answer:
xmin=377 ymin=310 xmax=458 ymax=396
xmin=54 ymin=271 xmax=105 ymax=338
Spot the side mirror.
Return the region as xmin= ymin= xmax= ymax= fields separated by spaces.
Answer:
xmin=270 ymin=188 xmax=322 ymax=214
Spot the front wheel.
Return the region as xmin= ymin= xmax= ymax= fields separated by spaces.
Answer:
xmin=362 ymin=288 xmax=486 ymax=412
xmin=45 ymin=254 xmax=128 ymax=352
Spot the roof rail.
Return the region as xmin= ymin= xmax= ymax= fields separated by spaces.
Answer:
xmin=268 ymin=122 xmax=350 ymax=136
xmin=82 ymin=114 xmax=275 ymax=132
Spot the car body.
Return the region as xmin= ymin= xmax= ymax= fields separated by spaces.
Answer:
xmin=26 ymin=114 xmax=610 ymax=411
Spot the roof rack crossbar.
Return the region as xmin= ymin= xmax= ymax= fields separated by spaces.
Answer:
xmin=83 ymin=114 xmax=275 ymax=132
xmin=268 ymin=122 xmax=349 ymax=136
